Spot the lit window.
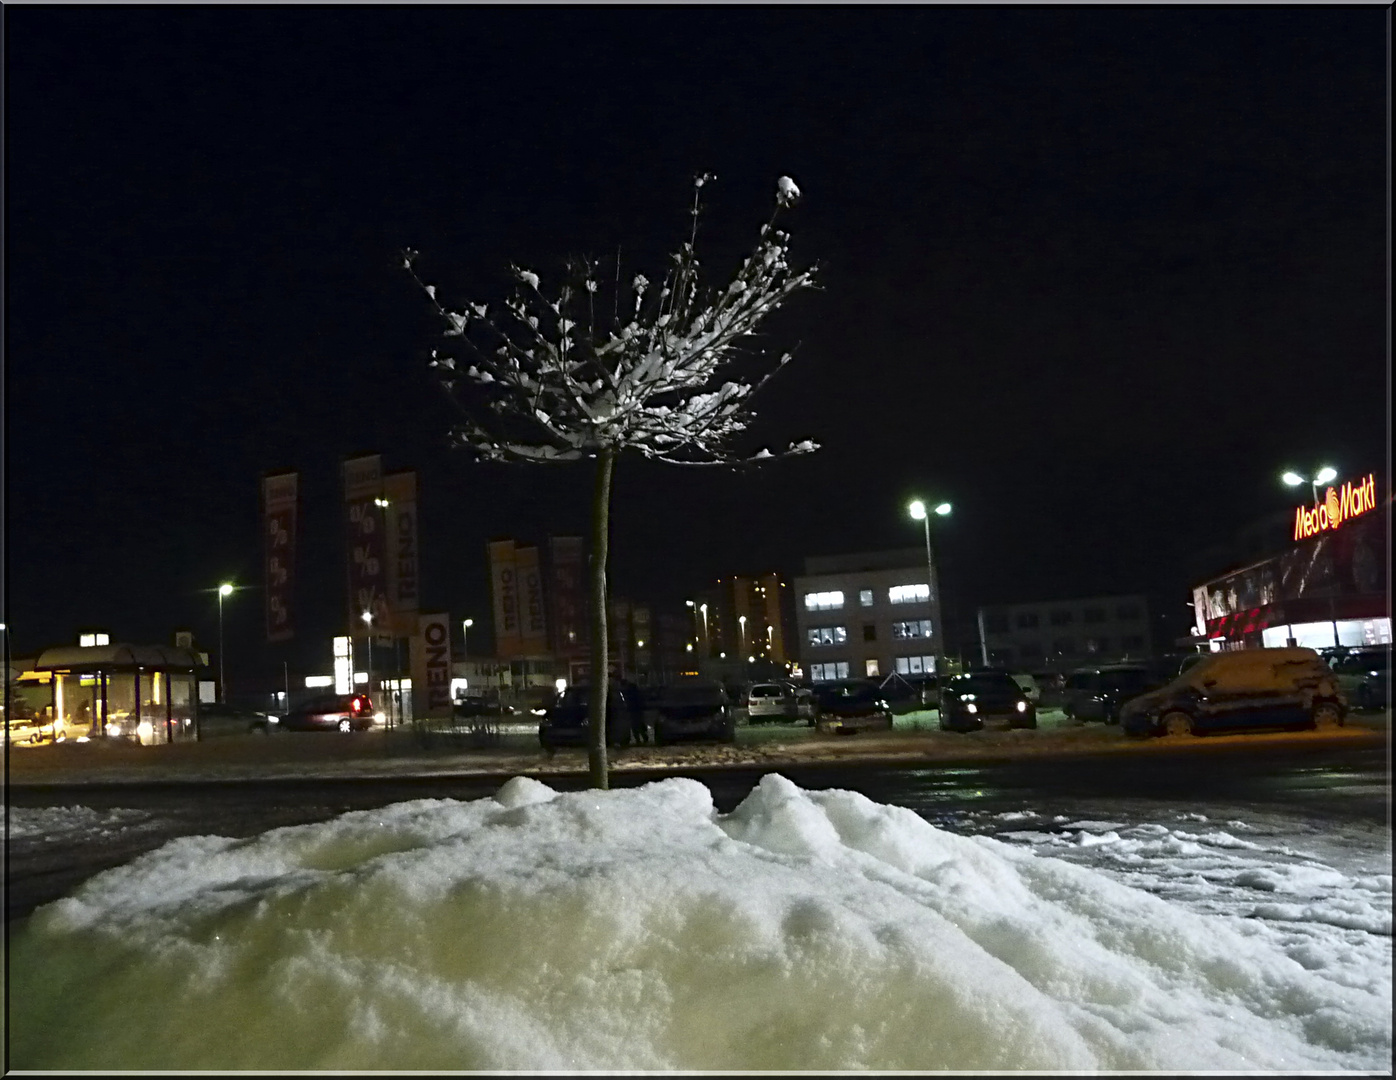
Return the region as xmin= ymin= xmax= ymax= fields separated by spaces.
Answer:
xmin=810 ymin=661 xmax=851 ymax=682
xmin=888 ymin=584 xmax=930 ymax=604
xmin=865 ymin=659 xmax=880 ymax=677
xmin=806 ymin=626 xmax=848 ymax=647
xmin=859 ymin=589 xmax=874 ymax=607
xmin=804 ymin=590 xmax=845 ymax=611
xmin=895 ymin=655 xmax=935 ymax=675
xmin=891 ymin=620 xmax=933 ymax=639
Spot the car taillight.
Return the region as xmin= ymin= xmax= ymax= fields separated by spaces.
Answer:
xmin=351 ymin=698 xmax=362 ymax=713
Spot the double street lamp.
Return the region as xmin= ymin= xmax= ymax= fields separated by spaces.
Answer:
xmin=1281 ymin=466 xmax=1338 ymax=505
xmin=908 ymin=499 xmax=951 ymax=688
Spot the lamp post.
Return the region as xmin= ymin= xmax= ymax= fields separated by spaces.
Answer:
xmin=361 ymin=609 xmax=375 ymax=702
xmin=908 ymin=499 xmax=951 ymax=690
xmin=462 ymin=618 xmax=474 ymax=658
xmin=1281 ymin=466 xmax=1338 ymax=506
xmin=738 ymin=615 xmax=747 ymax=663
xmin=699 ymin=603 xmax=710 ymax=655
xmin=217 ymin=583 xmax=234 ymax=703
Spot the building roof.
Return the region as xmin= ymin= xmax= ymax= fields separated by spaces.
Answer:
xmin=34 ymin=644 xmax=204 ymax=672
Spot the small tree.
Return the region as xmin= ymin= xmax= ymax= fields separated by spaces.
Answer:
xmin=405 ymin=174 xmax=818 ymax=789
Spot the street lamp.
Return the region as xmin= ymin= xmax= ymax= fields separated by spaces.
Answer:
xmin=1282 ymin=466 xmax=1339 ymax=504
xmin=699 ymin=603 xmax=709 ymax=654
xmin=738 ymin=615 xmax=747 ymax=659
xmin=217 ymin=583 xmax=234 ymax=703
xmin=908 ymin=499 xmax=951 ymax=688
xmin=462 ymin=618 xmax=474 ymax=657
xmin=361 ymin=609 xmax=376 ymax=701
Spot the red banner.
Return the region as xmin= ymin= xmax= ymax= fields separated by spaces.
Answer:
xmin=489 ymin=539 xmax=523 ymax=657
xmin=383 ymin=470 xmax=420 ymax=637
xmin=548 ymin=536 xmax=587 ymax=658
xmin=343 ymin=454 xmax=389 ymax=633
xmin=262 ymin=471 xmax=298 ymax=643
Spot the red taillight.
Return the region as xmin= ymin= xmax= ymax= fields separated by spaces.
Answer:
xmin=351 ymin=698 xmax=362 ymax=713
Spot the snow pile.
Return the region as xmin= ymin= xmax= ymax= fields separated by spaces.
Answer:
xmin=6 ymin=775 xmax=1390 ymax=1071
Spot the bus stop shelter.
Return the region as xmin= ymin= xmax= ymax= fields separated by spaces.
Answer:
xmin=33 ymin=643 xmax=203 ymax=745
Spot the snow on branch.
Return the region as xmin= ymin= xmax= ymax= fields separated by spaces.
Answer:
xmin=406 ymin=174 xmax=819 ymax=466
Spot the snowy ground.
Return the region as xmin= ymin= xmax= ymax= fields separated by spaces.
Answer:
xmin=5 ymin=771 xmax=1390 ymax=1071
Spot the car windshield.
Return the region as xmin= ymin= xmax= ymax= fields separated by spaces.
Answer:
xmin=951 ymin=673 xmax=1018 ymax=693
xmin=749 ymin=685 xmax=784 ymax=698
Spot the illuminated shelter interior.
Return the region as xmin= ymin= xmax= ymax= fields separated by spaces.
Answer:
xmin=33 ymin=644 xmax=203 ymax=745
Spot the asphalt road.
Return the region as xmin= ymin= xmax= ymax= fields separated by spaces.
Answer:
xmin=5 ymin=738 xmax=1387 ymax=923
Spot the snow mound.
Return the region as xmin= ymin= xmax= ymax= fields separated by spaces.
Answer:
xmin=6 ymin=774 xmax=1389 ymax=1071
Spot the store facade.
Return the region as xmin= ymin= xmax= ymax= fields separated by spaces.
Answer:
xmin=1193 ymin=472 xmax=1389 ymax=651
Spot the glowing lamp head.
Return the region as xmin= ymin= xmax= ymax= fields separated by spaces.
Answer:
xmin=1281 ymin=471 xmax=1305 ymax=487
xmin=1314 ymin=466 xmax=1338 ymax=485
xmin=908 ymin=499 xmax=926 ymax=521
xmin=218 ymin=583 xmax=234 ymax=597
xmin=934 ymin=502 xmax=952 ymax=516
xmin=361 ymin=610 xmax=373 ymax=625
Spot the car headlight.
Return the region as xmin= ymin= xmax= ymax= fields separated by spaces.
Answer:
xmin=267 ymin=715 xmax=280 ymax=724
xmin=1016 ymin=700 xmax=1027 ymax=712
xmin=966 ymin=703 xmax=978 ymax=714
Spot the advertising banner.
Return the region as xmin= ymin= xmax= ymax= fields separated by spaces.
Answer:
xmin=410 ymin=612 xmax=454 ymax=719
xmin=516 ymin=544 xmax=549 ymax=651
xmin=489 ymin=539 xmax=523 ymax=657
xmin=262 ymin=471 xmax=298 ymax=643
xmin=548 ymin=536 xmax=586 ymax=657
xmin=343 ymin=454 xmax=389 ymax=632
xmin=383 ymin=470 xmax=419 ymax=637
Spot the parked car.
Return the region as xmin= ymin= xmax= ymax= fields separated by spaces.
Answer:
xmin=1120 ymin=647 xmax=1346 ymax=738
xmin=280 ymin=693 xmax=376 ymax=733
xmin=812 ymin=680 xmax=893 ymax=734
xmin=745 ymin=682 xmax=792 ymax=722
xmin=652 ymin=682 xmax=735 ymax=746
xmin=1329 ymin=648 xmax=1391 ymax=712
xmin=197 ymin=701 xmax=275 ymax=737
xmin=939 ymin=670 xmax=1036 ymax=732
xmin=1061 ymin=664 xmax=1160 ymax=724
xmin=539 ymin=682 xmax=634 ymax=749
xmin=6 ymin=705 xmax=56 ymax=746
xmin=1008 ymin=672 xmax=1041 ymax=704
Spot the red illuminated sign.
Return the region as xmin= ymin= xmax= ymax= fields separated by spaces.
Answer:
xmin=1293 ymin=473 xmax=1377 ymax=541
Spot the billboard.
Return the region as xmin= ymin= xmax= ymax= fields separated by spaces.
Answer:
xmin=410 ymin=612 xmax=454 ymax=719
xmin=343 ymin=454 xmax=390 ymax=633
xmin=516 ymin=544 xmax=549 ymax=651
xmin=383 ymin=470 xmax=419 ymax=636
xmin=262 ymin=471 xmax=298 ymax=643
xmin=489 ymin=539 xmax=523 ymax=657
xmin=548 ymin=536 xmax=587 ymax=657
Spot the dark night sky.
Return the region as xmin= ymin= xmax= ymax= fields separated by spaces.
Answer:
xmin=5 ymin=6 xmax=1387 ymax=683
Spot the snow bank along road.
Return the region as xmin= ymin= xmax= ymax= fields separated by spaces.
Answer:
xmin=3 ymin=706 xmax=1387 ymax=787
xmin=4 ymin=763 xmax=1390 ymax=1071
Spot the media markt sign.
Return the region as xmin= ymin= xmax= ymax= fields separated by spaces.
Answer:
xmin=1293 ymin=473 xmax=1378 ymax=541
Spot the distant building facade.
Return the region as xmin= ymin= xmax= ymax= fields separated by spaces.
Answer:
xmin=977 ymin=594 xmax=1153 ymax=671
xmin=792 ymin=550 xmax=944 ymax=681
xmin=689 ymin=572 xmax=794 ymax=671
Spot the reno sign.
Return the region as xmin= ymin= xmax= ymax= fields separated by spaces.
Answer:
xmin=1293 ymin=473 xmax=1378 ymax=541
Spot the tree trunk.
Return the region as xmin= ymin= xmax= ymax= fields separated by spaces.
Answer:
xmin=587 ymin=446 xmax=616 ymax=789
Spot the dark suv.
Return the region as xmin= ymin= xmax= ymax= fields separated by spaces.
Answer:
xmin=1062 ymin=664 xmax=1160 ymax=724
xmin=939 ymin=670 xmax=1036 ymax=731
xmin=653 ymin=682 xmax=735 ymax=746
xmin=539 ymin=683 xmax=635 ymax=749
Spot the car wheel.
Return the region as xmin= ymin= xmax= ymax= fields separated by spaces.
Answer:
xmin=338 ymin=718 xmax=351 ymax=733
xmin=1312 ymin=701 xmax=1344 ymax=730
xmin=1161 ymin=711 xmax=1195 ymax=738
